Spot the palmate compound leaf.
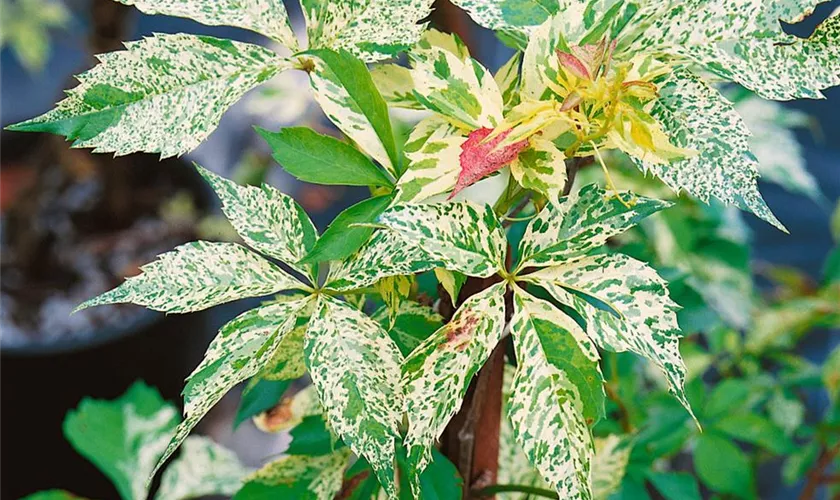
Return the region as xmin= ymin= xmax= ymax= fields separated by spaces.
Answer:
xmin=8 ymin=34 xmax=290 ymax=158
xmin=402 ymin=283 xmax=507 ymax=496
xmin=233 ymin=449 xmax=352 ymax=500
xmin=196 ymin=165 xmax=318 ymax=282
xmin=508 ymin=287 xmax=603 ymax=500
xmin=636 ymin=70 xmax=785 ymax=231
xmin=377 ymin=202 xmax=507 ymax=278
xmin=113 ymin=0 xmax=298 ymax=50
xmin=516 ymin=184 xmax=672 ymax=271
xmin=75 ymin=241 xmax=304 ymax=314
xmin=524 ymin=253 xmax=695 ymax=420
xmin=155 ymin=436 xmax=249 ymax=500
xmin=304 ymin=296 xmax=404 ymax=498
xmin=301 ymin=0 xmax=434 ymax=62
xmin=153 ymin=296 xmax=312 ymax=481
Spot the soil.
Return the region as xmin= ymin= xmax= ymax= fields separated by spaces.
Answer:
xmin=0 ymin=132 xmax=210 ymax=349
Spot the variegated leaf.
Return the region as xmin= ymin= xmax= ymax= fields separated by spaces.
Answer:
xmin=376 ymin=275 xmax=414 ymax=325
xmin=153 ymin=297 xmax=311 ymax=479
xmin=516 ymin=184 xmax=671 ymax=271
xmin=234 ymin=449 xmax=352 ymax=500
xmin=258 ymin=319 xmax=310 ymax=382
xmin=402 ymin=283 xmax=507 ymax=493
xmin=371 ymin=64 xmax=422 ymax=109
xmin=396 ymin=116 xmax=466 ymax=203
xmin=495 ymin=52 xmax=523 ymax=110
xmin=510 ymin=137 xmax=567 ymax=199
xmin=114 ymin=0 xmax=298 ymax=49
xmin=524 ymin=253 xmax=694 ymax=417
xmin=307 ymin=49 xmax=399 ymax=175
xmin=522 ymin=12 xmax=571 ymax=101
xmin=254 ymin=385 xmax=322 ymax=434
xmin=409 ymin=41 xmax=503 ymax=130
xmin=449 ymin=0 xmax=558 ymax=32
xmin=434 ymin=268 xmax=467 ymax=307
xmin=372 ymin=301 xmax=444 ymax=357
xmin=591 ymin=435 xmax=634 ymax=500
xmin=325 ymin=229 xmax=438 ymax=291
xmin=378 ymin=202 xmax=507 ymax=278
xmin=197 ymin=165 xmax=318 ymax=281
xmin=508 ymin=288 xmax=595 ymax=500
xmin=302 ymin=0 xmax=434 ymax=62
xmin=155 ymin=436 xmax=248 ymax=500
xmin=9 ymin=34 xmax=289 ymax=158
xmin=636 ymin=70 xmax=784 ymax=230
xmin=76 ymin=241 xmax=303 ymax=314
xmin=304 ymin=296 xmax=403 ymax=497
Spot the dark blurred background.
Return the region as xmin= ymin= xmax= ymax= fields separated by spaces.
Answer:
xmin=1 ymin=1 xmax=838 ymax=498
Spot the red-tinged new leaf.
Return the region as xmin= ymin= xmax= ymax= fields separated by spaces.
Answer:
xmin=452 ymin=127 xmax=529 ymax=198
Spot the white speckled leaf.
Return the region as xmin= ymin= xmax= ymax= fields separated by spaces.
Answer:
xmin=635 ymin=70 xmax=784 ymax=231
xmin=510 ymin=138 xmax=566 ymax=200
xmin=114 ymin=0 xmax=298 ymax=49
xmin=325 ymin=229 xmax=439 ymax=291
xmin=522 ymin=12 xmax=569 ymax=101
xmin=449 ymin=0 xmax=558 ymax=31
xmin=153 ymin=297 xmax=311 ymax=480
xmin=372 ymin=300 xmax=444 ymax=357
xmin=508 ymin=289 xmax=595 ymax=500
xmin=376 ymin=275 xmax=414 ymax=326
xmin=517 ymin=184 xmax=671 ymax=271
xmin=302 ymin=0 xmax=434 ymax=62
xmin=402 ymin=283 xmax=507 ymax=494
xmin=304 ymin=296 xmax=403 ymax=498
xmin=378 ymin=202 xmax=507 ymax=278
xmin=76 ymin=241 xmax=304 ymax=313
xmin=155 ymin=436 xmax=249 ymax=500
xmin=396 ymin=116 xmax=466 ymax=203
xmin=495 ymin=52 xmax=523 ymax=110
xmin=591 ymin=435 xmax=634 ymax=500
xmin=238 ymin=449 xmax=352 ymax=500
xmin=524 ymin=253 xmax=694 ymax=418
xmin=9 ymin=34 xmax=289 ymax=158
xmin=197 ymin=165 xmax=318 ymax=281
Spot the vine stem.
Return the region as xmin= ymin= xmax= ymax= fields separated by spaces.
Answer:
xmin=470 ymin=483 xmax=559 ymax=499
xmin=799 ymin=441 xmax=840 ymax=500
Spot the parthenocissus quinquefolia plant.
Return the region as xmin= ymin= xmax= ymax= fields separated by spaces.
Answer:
xmin=10 ymin=0 xmax=840 ymax=498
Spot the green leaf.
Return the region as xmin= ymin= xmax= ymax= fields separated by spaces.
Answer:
xmin=703 ymin=379 xmax=751 ymax=421
xmin=154 ymin=297 xmax=310 ymax=481
xmin=253 ymin=385 xmax=322 ymax=434
xmin=303 ymin=194 xmax=394 ymax=264
xmin=694 ymin=433 xmax=755 ymax=499
xmin=75 ymin=241 xmax=303 ymax=314
xmin=306 ymin=49 xmax=399 ymax=175
xmin=376 ymin=275 xmax=414 ymax=325
xmin=782 ymin=441 xmax=821 ymax=486
xmin=301 ymin=0 xmax=433 ymax=62
xmin=20 ymin=491 xmax=86 ymax=500
xmin=592 ymin=435 xmax=634 ymax=499
xmin=304 ymin=296 xmax=404 ymax=498
xmin=233 ymin=450 xmax=352 ymax=500
xmin=636 ymin=70 xmax=784 ymax=231
xmin=155 ymin=436 xmax=248 ymax=500
xmin=63 ymin=381 xmax=179 ymax=500
xmin=525 ymin=253 xmax=693 ymax=419
xmin=1 ymin=0 xmax=69 ymax=73
xmin=114 ymin=0 xmax=298 ymax=49
xmin=646 ymin=472 xmax=701 ymax=500
xmin=378 ymin=202 xmax=507 ymax=278
xmin=517 ymin=184 xmax=671 ymax=270
xmin=395 ymin=116 xmax=466 ymax=204
xmin=713 ymin=413 xmax=794 ymax=454
xmin=372 ymin=301 xmax=444 ymax=357
xmin=257 ymin=127 xmax=394 ymax=188
xmin=397 ymin=447 xmax=464 ymax=500
xmin=402 ymin=283 xmax=507 ymax=494
xmin=285 ymin=415 xmax=340 ymax=456
xmin=196 ymin=165 xmax=318 ymax=281
xmin=508 ymin=288 xmax=594 ymax=500
xmin=434 ymin=268 xmax=467 ymax=308
xmin=234 ymin=378 xmax=291 ymax=429
xmin=8 ymin=34 xmax=288 ymax=158
xmin=824 ymin=344 xmax=840 ymax=403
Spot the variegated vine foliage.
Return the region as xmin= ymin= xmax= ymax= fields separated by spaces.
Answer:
xmin=9 ymin=0 xmax=838 ymax=498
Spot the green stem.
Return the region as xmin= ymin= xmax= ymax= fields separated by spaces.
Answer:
xmin=471 ymin=484 xmax=558 ymax=499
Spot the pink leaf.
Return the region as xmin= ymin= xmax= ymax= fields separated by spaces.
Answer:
xmin=557 ymin=50 xmax=592 ymax=80
xmin=451 ymin=128 xmax=529 ymax=198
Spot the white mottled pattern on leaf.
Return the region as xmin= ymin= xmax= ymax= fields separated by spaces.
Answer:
xmin=325 ymin=229 xmax=438 ymax=291
xmin=254 ymin=385 xmax=322 ymax=434
xmin=197 ymin=166 xmax=318 ymax=281
xmin=114 ymin=0 xmax=298 ymax=49
xmin=370 ymin=64 xmax=421 ymax=109
xmin=517 ymin=184 xmax=671 ymax=271
xmin=244 ymin=449 xmax=352 ymax=499
xmin=508 ymin=289 xmax=594 ymax=500
xmin=155 ymin=436 xmax=249 ymax=500
xmin=525 ymin=253 xmax=693 ymax=417
xmin=402 ymin=283 xmax=507 ymax=492
xmin=510 ymin=137 xmax=566 ymax=200
xmin=153 ymin=298 xmax=310 ymax=479
xmin=303 ymin=0 xmax=433 ymax=62
xmin=495 ymin=52 xmax=523 ymax=110
xmin=636 ymin=70 xmax=784 ymax=230
xmin=76 ymin=241 xmax=303 ymax=314
xmin=304 ymin=297 xmax=403 ymax=498
xmin=522 ymin=12 xmax=569 ymax=100
xmin=378 ymin=202 xmax=507 ymax=278
xmin=396 ymin=117 xmax=466 ymax=203
xmin=11 ymin=34 xmax=288 ymax=158
xmin=591 ymin=435 xmax=634 ymax=500
xmin=258 ymin=322 xmax=309 ymax=382
xmin=376 ymin=275 xmax=413 ymax=326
